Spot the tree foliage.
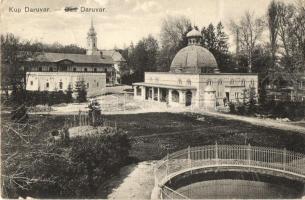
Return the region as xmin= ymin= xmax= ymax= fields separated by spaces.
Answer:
xmin=1 ymin=33 xmax=87 ymax=105
xmin=74 ymin=80 xmax=87 ymax=103
xmin=201 ymin=22 xmax=233 ymax=72
xmin=230 ymin=12 xmax=265 ymax=72
xmin=159 ymin=15 xmax=192 ymax=72
xmin=122 ymin=35 xmax=159 ymax=83
xmin=2 ymin=119 xmax=131 ymax=198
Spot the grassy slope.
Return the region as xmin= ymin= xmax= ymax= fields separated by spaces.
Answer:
xmin=103 ymin=112 xmax=305 ymax=161
xmin=2 ymin=112 xmax=305 ymax=161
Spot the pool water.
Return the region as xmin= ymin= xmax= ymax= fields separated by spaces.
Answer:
xmin=176 ymin=179 xmax=302 ymax=199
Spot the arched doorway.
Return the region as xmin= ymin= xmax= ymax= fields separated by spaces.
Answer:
xmin=186 ymin=90 xmax=192 ymax=106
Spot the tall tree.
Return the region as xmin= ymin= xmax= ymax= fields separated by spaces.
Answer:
xmin=276 ymin=1 xmax=305 ymax=73
xmin=277 ymin=2 xmax=295 ymax=71
xmin=74 ymin=80 xmax=87 ymax=103
xmin=267 ymin=0 xmax=280 ymax=71
xmin=126 ymin=35 xmax=159 ymax=82
xmin=230 ymin=11 xmax=265 ymax=72
xmin=159 ymin=15 xmax=192 ymax=71
xmin=1 ymin=33 xmax=42 ymax=105
xmin=201 ymin=22 xmax=232 ymax=72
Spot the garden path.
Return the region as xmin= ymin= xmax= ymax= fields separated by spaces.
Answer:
xmin=202 ymin=111 xmax=305 ymax=134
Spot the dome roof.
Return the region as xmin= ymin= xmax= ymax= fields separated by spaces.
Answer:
xmin=170 ymin=45 xmax=218 ymax=73
xmin=186 ymin=29 xmax=202 ymax=38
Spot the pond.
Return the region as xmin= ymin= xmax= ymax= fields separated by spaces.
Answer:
xmin=165 ymin=171 xmax=304 ymax=199
xmin=176 ymin=179 xmax=302 ymax=199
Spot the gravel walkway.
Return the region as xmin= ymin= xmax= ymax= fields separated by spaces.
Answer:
xmin=202 ymin=111 xmax=305 ymax=134
xmin=104 ymin=161 xmax=155 ymax=199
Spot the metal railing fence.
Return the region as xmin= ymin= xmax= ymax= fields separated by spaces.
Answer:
xmin=155 ymin=144 xmax=305 ymax=199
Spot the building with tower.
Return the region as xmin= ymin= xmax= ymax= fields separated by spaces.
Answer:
xmin=25 ymin=20 xmax=118 ymax=97
xmin=133 ymin=28 xmax=258 ymax=110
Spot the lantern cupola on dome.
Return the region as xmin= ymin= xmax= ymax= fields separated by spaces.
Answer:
xmin=169 ymin=27 xmax=219 ymax=74
xmin=186 ymin=28 xmax=202 ymax=45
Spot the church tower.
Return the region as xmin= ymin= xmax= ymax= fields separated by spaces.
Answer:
xmin=86 ymin=19 xmax=100 ymax=56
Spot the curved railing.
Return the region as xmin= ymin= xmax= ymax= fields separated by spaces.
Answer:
xmin=154 ymin=144 xmax=305 ymax=199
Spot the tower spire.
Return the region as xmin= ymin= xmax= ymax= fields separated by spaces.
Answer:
xmin=86 ymin=17 xmax=99 ymax=56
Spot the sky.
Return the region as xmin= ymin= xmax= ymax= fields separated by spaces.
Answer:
xmin=0 ymin=0 xmax=297 ymax=51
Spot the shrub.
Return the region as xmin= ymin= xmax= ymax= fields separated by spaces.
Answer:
xmin=88 ymin=100 xmax=102 ymax=126
xmin=236 ymin=104 xmax=246 ymax=115
xmin=74 ymin=80 xmax=87 ymax=103
xmin=3 ymin=127 xmax=131 ymax=198
xmin=229 ymin=102 xmax=236 ymax=114
xmin=25 ymin=91 xmax=73 ymax=106
xmin=259 ymin=100 xmax=305 ymax=120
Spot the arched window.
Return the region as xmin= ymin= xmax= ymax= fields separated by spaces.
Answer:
xmin=49 ymin=67 xmax=53 ymax=72
xmin=172 ymin=90 xmax=179 ymax=103
xmin=94 ymin=68 xmax=97 ymax=72
xmin=38 ymin=67 xmax=42 ymax=72
xmin=218 ymin=79 xmax=223 ymax=85
xmin=59 ymin=82 xmax=63 ymax=89
xmin=207 ymin=80 xmax=212 ymax=85
xmin=230 ymin=79 xmax=235 ymax=85
xmin=178 ymin=79 xmax=182 ymax=85
xmin=241 ymin=79 xmax=246 ymax=86
xmin=250 ymin=79 xmax=255 ymax=87
xmin=46 ymin=82 xmax=49 ymax=88
xmin=84 ymin=68 xmax=88 ymax=72
xmin=186 ymin=79 xmax=191 ymax=86
xmin=97 ymin=82 xmax=99 ymax=87
xmin=87 ymin=83 xmax=89 ymax=88
xmin=73 ymin=68 xmax=76 ymax=72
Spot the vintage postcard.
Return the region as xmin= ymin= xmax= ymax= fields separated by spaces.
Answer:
xmin=1 ymin=0 xmax=305 ymax=199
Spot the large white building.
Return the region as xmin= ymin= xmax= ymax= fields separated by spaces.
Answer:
xmin=25 ymin=20 xmax=116 ymax=97
xmin=133 ymin=28 xmax=258 ymax=110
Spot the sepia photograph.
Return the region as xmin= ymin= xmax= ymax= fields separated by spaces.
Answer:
xmin=1 ymin=0 xmax=305 ymax=199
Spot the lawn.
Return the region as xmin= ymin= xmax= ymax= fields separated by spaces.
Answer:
xmin=104 ymin=112 xmax=305 ymax=161
xmin=2 ymin=111 xmax=305 ymax=199
xmin=2 ymin=112 xmax=305 ymax=161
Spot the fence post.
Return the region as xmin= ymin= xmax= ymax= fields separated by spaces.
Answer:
xmin=215 ymin=142 xmax=218 ymax=165
xmin=188 ymin=146 xmax=192 ymax=171
xmin=154 ymin=165 xmax=158 ymax=187
xmin=187 ymin=146 xmax=192 ymax=168
xmin=283 ymin=148 xmax=287 ymax=171
xmin=166 ymin=153 xmax=169 ymax=178
xmin=248 ymin=144 xmax=251 ymax=166
xmin=78 ymin=110 xmax=81 ymax=126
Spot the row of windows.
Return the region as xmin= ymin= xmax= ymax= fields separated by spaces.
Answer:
xmin=148 ymin=77 xmax=193 ymax=86
xmin=207 ymin=79 xmax=255 ymax=86
xmin=37 ymin=67 xmax=108 ymax=72
xmin=148 ymin=77 xmax=255 ymax=87
xmin=30 ymin=81 xmax=100 ymax=89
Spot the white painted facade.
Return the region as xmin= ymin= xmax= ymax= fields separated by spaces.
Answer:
xmin=134 ymin=72 xmax=258 ymax=110
xmin=26 ymin=72 xmax=106 ymax=97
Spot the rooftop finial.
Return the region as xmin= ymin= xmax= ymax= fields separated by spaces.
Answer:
xmin=91 ymin=17 xmax=94 ymax=28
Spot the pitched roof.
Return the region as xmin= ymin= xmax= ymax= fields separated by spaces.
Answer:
xmin=101 ymin=50 xmax=126 ymax=62
xmin=28 ymin=52 xmax=114 ymax=64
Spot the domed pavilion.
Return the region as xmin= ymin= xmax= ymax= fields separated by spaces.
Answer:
xmin=133 ymin=28 xmax=258 ymax=110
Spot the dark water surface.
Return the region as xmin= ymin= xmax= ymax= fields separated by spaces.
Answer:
xmin=176 ymin=179 xmax=302 ymax=199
